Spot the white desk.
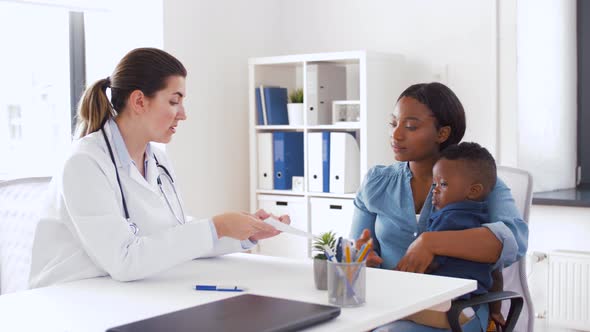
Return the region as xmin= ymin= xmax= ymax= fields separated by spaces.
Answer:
xmin=0 ymin=253 xmax=476 ymax=331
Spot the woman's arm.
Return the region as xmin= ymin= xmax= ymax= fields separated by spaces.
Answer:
xmin=425 ymin=227 xmax=501 ymax=262
xmin=349 ymin=173 xmax=384 ymax=267
xmin=349 ymin=167 xmax=382 ymax=248
xmin=396 ymin=228 xmax=500 ymax=273
xmin=350 ymin=202 xmax=383 ymax=268
xmin=200 ymin=210 xmax=289 ymax=257
xmin=350 ymin=189 xmax=379 ymax=253
xmin=350 ymin=204 xmax=377 ymax=241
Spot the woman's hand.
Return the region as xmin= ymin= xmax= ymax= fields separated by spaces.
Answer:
xmin=212 ymin=211 xmax=277 ymax=240
xmin=249 ymin=209 xmax=291 ymax=241
xmin=395 ymin=232 xmax=434 ymax=273
xmin=355 ymin=229 xmax=383 ymax=267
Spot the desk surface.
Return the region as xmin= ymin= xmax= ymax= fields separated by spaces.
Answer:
xmin=0 ymin=253 xmax=476 ymax=332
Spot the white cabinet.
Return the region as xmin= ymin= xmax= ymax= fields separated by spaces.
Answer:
xmin=249 ymin=51 xmax=405 ymax=258
xmin=309 ymin=197 xmax=355 ymax=239
xmin=256 ymin=194 xmax=308 ymax=259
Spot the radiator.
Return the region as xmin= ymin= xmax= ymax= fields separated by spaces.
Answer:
xmin=547 ymin=250 xmax=590 ymax=331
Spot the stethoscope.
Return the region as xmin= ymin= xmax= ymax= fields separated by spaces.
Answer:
xmin=101 ymin=125 xmax=186 ymax=235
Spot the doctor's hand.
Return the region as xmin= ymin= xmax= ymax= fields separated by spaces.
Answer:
xmin=249 ymin=209 xmax=291 ymax=242
xmin=355 ymin=229 xmax=383 ymax=268
xmin=395 ymin=232 xmax=434 ymax=273
xmin=212 ymin=212 xmax=277 ymax=241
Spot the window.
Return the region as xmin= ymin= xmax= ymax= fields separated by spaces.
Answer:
xmin=530 ymin=0 xmax=590 ymax=206
xmin=0 ymin=0 xmax=164 ymax=180
xmin=0 ymin=2 xmax=82 ymax=179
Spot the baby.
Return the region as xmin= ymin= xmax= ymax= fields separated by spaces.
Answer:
xmin=406 ymin=142 xmax=504 ymax=329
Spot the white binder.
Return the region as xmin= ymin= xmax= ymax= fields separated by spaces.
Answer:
xmin=329 ymin=132 xmax=360 ymax=194
xmin=307 ymin=132 xmax=323 ymax=192
xmin=306 ymin=64 xmax=346 ymax=125
xmin=257 ymin=133 xmax=274 ymax=190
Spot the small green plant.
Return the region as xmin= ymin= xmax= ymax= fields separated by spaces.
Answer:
xmin=289 ymin=88 xmax=304 ymax=103
xmin=312 ymin=231 xmax=337 ymax=260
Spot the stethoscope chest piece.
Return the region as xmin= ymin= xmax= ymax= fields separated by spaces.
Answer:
xmin=128 ymin=221 xmax=139 ymax=235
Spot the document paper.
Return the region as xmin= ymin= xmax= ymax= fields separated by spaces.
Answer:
xmin=264 ymin=218 xmax=318 ymax=239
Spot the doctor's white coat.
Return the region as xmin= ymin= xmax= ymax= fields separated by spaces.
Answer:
xmin=29 ymin=124 xmax=247 ymax=288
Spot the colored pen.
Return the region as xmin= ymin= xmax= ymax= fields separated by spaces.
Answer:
xmin=322 ymin=245 xmax=337 ymax=262
xmin=195 ymin=285 xmax=245 ymax=292
xmin=356 ymin=239 xmax=373 ymax=263
xmin=344 ymin=240 xmax=352 ymax=263
xmin=326 ymin=244 xmax=357 ymax=298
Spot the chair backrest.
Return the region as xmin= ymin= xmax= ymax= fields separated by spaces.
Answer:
xmin=497 ymin=166 xmax=534 ymax=332
xmin=0 ymin=177 xmax=51 ymax=295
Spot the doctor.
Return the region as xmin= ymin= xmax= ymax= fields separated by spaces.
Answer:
xmin=29 ymin=48 xmax=288 ymax=288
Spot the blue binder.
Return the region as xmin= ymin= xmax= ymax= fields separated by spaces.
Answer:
xmin=264 ymin=87 xmax=289 ymax=125
xmin=322 ymin=131 xmax=330 ymax=193
xmin=255 ymin=88 xmax=264 ymax=125
xmin=273 ymin=132 xmax=304 ymax=190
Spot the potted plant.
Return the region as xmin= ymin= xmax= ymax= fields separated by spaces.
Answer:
xmin=287 ymin=88 xmax=304 ymax=125
xmin=312 ymin=231 xmax=337 ymax=290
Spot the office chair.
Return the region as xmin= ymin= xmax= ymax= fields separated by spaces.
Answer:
xmin=447 ymin=166 xmax=534 ymax=332
xmin=0 ymin=177 xmax=51 ymax=295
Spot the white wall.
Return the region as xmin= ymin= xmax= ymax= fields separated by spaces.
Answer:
xmin=277 ymin=0 xmax=499 ymax=156
xmin=163 ymin=0 xmax=283 ymax=219
xmin=85 ymin=0 xmax=164 ymax=84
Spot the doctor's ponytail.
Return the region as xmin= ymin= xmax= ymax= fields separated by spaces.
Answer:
xmin=74 ymin=48 xmax=187 ymax=138
xmin=74 ymin=77 xmax=113 ymax=138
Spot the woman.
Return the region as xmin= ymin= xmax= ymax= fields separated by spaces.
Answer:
xmin=30 ymin=48 xmax=287 ymax=288
xmin=350 ymin=82 xmax=528 ymax=332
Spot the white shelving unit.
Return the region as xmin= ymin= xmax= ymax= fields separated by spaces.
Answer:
xmin=248 ymin=51 xmax=405 ymax=259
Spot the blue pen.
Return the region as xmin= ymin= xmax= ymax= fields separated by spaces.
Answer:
xmin=335 ymin=237 xmax=343 ymax=262
xmin=195 ymin=285 xmax=245 ymax=292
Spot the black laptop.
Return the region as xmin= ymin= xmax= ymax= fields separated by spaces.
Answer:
xmin=106 ymin=294 xmax=341 ymax=332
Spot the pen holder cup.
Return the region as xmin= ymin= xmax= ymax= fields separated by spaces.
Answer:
xmin=327 ymin=260 xmax=366 ymax=307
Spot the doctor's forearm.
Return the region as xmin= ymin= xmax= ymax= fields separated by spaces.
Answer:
xmin=211 ymin=212 xmax=254 ymax=240
xmin=212 ymin=214 xmax=233 ymax=238
xmin=423 ymin=227 xmax=502 ymax=263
